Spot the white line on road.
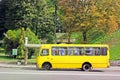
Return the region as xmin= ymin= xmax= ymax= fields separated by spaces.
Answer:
xmin=0 ymin=72 xmax=120 ymax=77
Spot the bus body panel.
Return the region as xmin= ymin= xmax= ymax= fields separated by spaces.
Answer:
xmin=36 ymin=44 xmax=110 ymax=69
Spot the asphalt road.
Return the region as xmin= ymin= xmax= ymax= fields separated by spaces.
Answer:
xmin=0 ymin=67 xmax=120 ymax=80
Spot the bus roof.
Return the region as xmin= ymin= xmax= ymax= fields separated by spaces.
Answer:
xmin=41 ymin=44 xmax=109 ymax=47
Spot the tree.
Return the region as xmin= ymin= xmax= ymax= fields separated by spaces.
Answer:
xmin=46 ymin=0 xmax=63 ymax=43
xmin=7 ymin=0 xmax=36 ymax=29
xmin=59 ymin=0 xmax=120 ymax=43
xmin=30 ymin=0 xmax=55 ymax=43
xmin=58 ymin=0 xmax=78 ymax=43
xmin=59 ymin=0 xmax=96 ymax=43
xmin=31 ymin=0 xmax=47 ymax=36
xmin=95 ymin=0 xmax=119 ymax=34
xmin=3 ymin=28 xmax=40 ymax=58
xmin=0 ymin=0 xmax=55 ymax=43
xmin=0 ymin=0 xmax=11 ymax=39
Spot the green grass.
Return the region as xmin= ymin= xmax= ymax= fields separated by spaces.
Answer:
xmin=91 ymin=29 xmax=120 ymax=60
xmin=0 ymin=53 xmax=17 ymax=62
xmin=110 ymin=41 xmax=120 ymax=60
xmin=92 ymin=30 xmax=120 ymax=45
xmin=0 ymin=47 xmax=36 ymax=63
xmin=0 ymin=53 xmax=36 ymax=64
xmin=70 ymin=29 xmax=120 ymax=60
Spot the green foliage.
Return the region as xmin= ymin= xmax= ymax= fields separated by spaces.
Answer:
xmin=3 ymin=29 xmax=21 ymax=55
xmin=58 ymin=0 xmax=120 ymax=43
xmin=1 ymin=0 xmax=120 ymax=45
xmin=91 ymin=29 xmax=120 ymax=44
xmin=46 ymin=34 xmax=54 ymax=44
xmin=0 ymin=0 xmax=55 ymax=43
xmin=3 ymin=28 xmax=40 ymax=59
xmin=90 ymin=29 xmax=120 ymax=60
xmin=5 ymin=0 xmax=36 ymax=29
xmin=26 ymin=28 xmax=39 ymax=44
xmin=30 ymin=0 xmax=55 ymax=43
xmin=0 ymin=48 xmax=5 ymax=53
xmin=17 ymin=44 xmax=24 ymax=58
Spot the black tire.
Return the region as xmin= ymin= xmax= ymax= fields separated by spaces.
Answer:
xmin=82 ymin=63 xmax=91 ymax=71
xmin=42 ymin=63 xmax=51 ymax=70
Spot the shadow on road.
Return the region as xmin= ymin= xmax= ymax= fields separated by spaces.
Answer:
xmin=21 ymin=67 xmax=104 ymax=72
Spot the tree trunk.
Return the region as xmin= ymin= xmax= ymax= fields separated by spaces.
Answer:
xmin=54 ymin=2 xmax=57 ymax=44
xmin=82 ymin=31 xmax=87 ymax=43
xmin=35 ymin=25 xmax=38 ymax=36
xmin=68 ymin=32 xmax=71 ymax=44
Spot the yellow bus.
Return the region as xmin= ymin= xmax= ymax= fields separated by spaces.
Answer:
xmin=36 ymin=44 xmax=110 ymax=71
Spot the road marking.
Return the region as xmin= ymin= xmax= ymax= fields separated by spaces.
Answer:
xmin=0 ymin=72 xmax=120 ymax=77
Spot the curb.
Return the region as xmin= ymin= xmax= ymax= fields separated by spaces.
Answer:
xmin=0 ymin=62 xmax=36 ymax=68
xmin=0 ymin=64 xmax=36 ymax=68
xmin=110 ymin=61 xmax=120 ymax=66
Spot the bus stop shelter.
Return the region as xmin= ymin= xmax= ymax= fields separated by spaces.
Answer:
xmin=24 ymin=44 xmax=42 ymax=65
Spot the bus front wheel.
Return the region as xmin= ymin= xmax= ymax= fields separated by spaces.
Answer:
xmin=82 ymin=63 xmax=91 ymax=71
xmin=42 ymin=63 xmax=51 ymax=70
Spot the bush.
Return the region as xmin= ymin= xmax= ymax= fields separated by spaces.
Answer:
xmin=46 ymin=34 xmax=54 ymax=44
xmin=3 ymin=29 xmax=21 ymax=55
xmin=3 ymin=28 xmax=40 ymax=59
xmin=0 ymin=48 xmax=5 ymax=53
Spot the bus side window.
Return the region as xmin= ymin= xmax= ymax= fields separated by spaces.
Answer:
xmin=67 ymin=47 xmax=78 ymax=56
xmin=74 ymin=47 xmax=80 ymax=55
xmin=85 ymin=47 xmax=94 ymax=55
xmin=79 ymin=47 xmax=84 ymax=55
xmin=67 ymin=47 xmax=74 ymax=56
xmin=52 ymin=47 xmax=56 ymax=55
xmin=52 ymin=47 xmax=59 ymax=56
xmin=59 ymin=47 xmax=67 ymax=56
xmin=74 ymin=47 xmax=84 ymax=56
xmin=101 ymin=47 xmax=107 ymax=55
xmin=94 ymin=47 xmax=101 ymax=55
xmin=67 ymin=47 xmax=84 ymax=56
xmin=67 ymin=47 xmax=71 ymax=55
xmin=41 ymin=49 xmax=49 ymax=56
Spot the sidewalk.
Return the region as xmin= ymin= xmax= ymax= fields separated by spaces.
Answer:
xmin=0 ymin=62 xmax=36 ymax=68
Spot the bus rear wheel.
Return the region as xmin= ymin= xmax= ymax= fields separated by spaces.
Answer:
xmin=42 ymin=63 xmax=51 ymax=70
xmin=82 ymin=63 xmax=91 ymax=71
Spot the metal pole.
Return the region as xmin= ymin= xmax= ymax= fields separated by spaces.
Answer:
xmin=24 ymin=47 xmax=28 ymax=65
xmin=24 ymin=37 xmax=28 ymax=65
